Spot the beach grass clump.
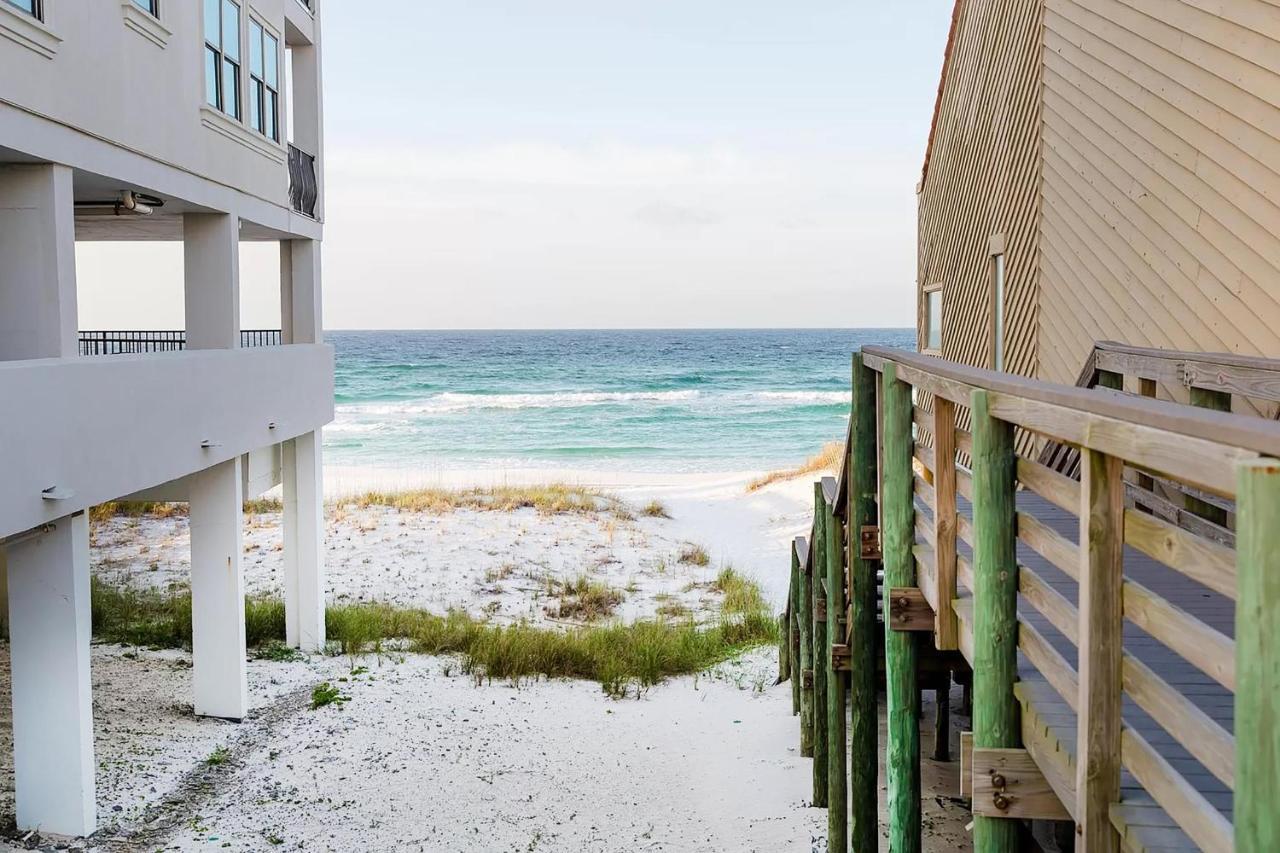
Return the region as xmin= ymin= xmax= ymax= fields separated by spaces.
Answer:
xmin=549 ymin=575 xmax=624 ymax=622
xmin=678 ymin=543 xmax=711 ymax=567
xmin=346 ymin=483 xmax=630 ymax=518
xmin=310 ymin=682 xmax=349 ymax=710
xmin=712 ymin=566 xmax=769 ymax=618
xmin=746 ymin=440 xmax=844 ymax=492
xmin=90 ymin=498 xmax=283 ymax=524
xmin=639 ymin=499 xmax=671 ymax=518
xmin=88 ymin=569 xmax=777 ymax=699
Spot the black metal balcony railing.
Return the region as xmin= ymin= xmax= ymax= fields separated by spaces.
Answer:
xmin=78 ymin=330 xmax=282 ymax=355
xmin=288 ymin=144 xmax=318 ymax=218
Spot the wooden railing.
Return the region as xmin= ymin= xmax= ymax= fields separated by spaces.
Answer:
xmin=780 ymin=345 xmax=1280 ymax=852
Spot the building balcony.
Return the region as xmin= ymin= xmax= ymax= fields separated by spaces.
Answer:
xmin=0 ymin=343 xmax=334 ymax=541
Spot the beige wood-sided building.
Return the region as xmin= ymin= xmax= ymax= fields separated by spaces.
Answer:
xmin=917 ymin=0 xmax=1280 ymax=399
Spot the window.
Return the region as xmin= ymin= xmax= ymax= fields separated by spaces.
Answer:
xmin=925 ymin=288 xmax=942 ymax=352
xmin=4 ymin=0 xmax=40 ymax=19
xmin=993 ymin=254 xmax=1006 ymax=371
xmin=204 ymin=0 xmax=241 ymax=120
xmin=249 ymin=19 xmax=280 ymax=142
xmin=131 ymin=0 xmax=157 ymax=15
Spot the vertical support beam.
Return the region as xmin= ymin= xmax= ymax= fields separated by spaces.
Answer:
xmin=932 ymin=397 xmax=958 ymax=650
xmin=1136 ymin=379 xmax=1157 ymax=494
xmin=881 ymin=362 xmax=920 ymax=853
xmin=1237 ymin=459 xmax=1280 ymax=853
xmin=190 ymin=460 xmax=249 ymax=720
xmin=6 ymin=515 xmax=95 ymax=836
xmin=1188 ymin=388 xmax=1231 ymax=526
xmin=824 ymin=487 xmax=848 ymax=851
xmin=790 ymin=549 xmax=801 ymax=716
xmin=1076 ymin=448 xmax=1124 ymax=852
xmin=183 ymin=213 xmax=241 ymax=350
xmin=282 ymin=432 xmax=326 ymax=650
xmin=281 ymin=239 xmax=327 ymax=651
xmin=848 ymin=352 xmax=880 ymax=851
xmin=0 ymin=164 xmax=79 ymax=361
xmin=778 ymin=608 xmax=791 ymax=685
xmin=970 ymin=389 xmax=1019 ymax=852
xmin=798 ymin=535 xmax=815 ymax=758
xmin=933 ymin=672 xmax=951 ymax=761
xmin=811 ymin=484 xmax=829 ymax=808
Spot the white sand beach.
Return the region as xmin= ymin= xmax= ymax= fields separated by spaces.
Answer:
xmin=0 ymin=466 xmax=970 ymax=852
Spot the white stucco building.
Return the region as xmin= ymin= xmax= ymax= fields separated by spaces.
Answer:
xmin=0 ymin=0 xmax=332 ymax=836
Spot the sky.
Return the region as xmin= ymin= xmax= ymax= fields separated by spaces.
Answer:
xmin=78 ymin=1 xmax=953 ymax=330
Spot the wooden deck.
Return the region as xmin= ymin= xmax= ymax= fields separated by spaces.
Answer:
xmin=781 ymin=343 xmax=1280 ymax=852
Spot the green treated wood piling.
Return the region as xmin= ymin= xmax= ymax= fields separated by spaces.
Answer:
xmin=811 ymin=483 xmax=829 ymax=808
xmin=881 ymin=362 xmax=920 ymax=853
xmin=790 ymin=550 xmax=801 ymax=716
xmin=1236 ymin=459 xmax=1280 ymax=853
xmin=798 ymin=535 xmax=814 ymax=758
xmin=970 ymin=389 xmax=1019 ymax=853
xmin=824 ymin=483 xmax=847 ymax=852
xmin=848 ymin=352 xmax=879 ymax=851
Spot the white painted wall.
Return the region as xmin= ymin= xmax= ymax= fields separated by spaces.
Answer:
xmin=0 ymin=0 xmax=321 ymax=218
xmin=0 ymin=344 xmax=334 ymax=540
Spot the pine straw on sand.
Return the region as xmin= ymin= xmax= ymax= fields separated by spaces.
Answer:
xmin=746 ymin=441 xmax=844 ymax=492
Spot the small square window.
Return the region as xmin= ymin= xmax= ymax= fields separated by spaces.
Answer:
xmin=926 ymin=289 xmax=942 ymax=352
xmin=131 ymin=0 xmax=158 ymax=16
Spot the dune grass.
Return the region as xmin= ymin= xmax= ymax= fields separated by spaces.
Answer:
xmin=90 ymin=498 xmax=283 ymax=524
xmin=88 ymin=570 xmax=777 ymax=699
xmin=347 ymin=483 xmax=631 ymax=518
xmin=746 ymin=440 xmax=844 ymax=492
xmin=639 ymin=499 xmax=671 ymax=518
xmin=548 ymin=575 xmax=625 ymax=622
xmin=677 ymin=543 xmax=711 ymax=567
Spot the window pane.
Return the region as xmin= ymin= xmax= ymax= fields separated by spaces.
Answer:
xmin=994 ymin=254 xmax=1006 ymax=371
xmin=222 ymin=0 xmax=240 ymax=61
xmin=927 ymin=290 xmax=942 ymax=351
xmin=249 ymin=80 xmax=262 ymax=131
xmin=204 ymin=47 xmax=220 ymax=108
xmin=223 ymin=59 xmax=239 ymax=118
xmin=203 ymin=0 xmax=219 ymax=46
xmin=249 ymin=20 xmax=263 ymax=76
xmin=266 ymin=90 xmax=278 ymax=141
xmin=132 ymin=0 xmax=157 ymax=16
xmin=264 ymin=33 xmax=278 ymax=87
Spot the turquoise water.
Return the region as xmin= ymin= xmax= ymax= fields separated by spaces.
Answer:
xmin=326 ymin=329 xmax=914 ymax=473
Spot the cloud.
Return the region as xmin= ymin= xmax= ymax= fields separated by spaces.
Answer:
xmin=634 ymin=202 xmax=723 ymax=229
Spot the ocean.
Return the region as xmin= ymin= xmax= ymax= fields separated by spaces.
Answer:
xmin=326 ymin=329 xmax=914 ymax=474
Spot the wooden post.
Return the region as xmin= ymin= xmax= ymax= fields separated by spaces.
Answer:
xmin=812 ymin=484 xmax=829 ymax=808
xmin=932 ymin=397 xmax=959 ymax=650
xmin=933 ymin=672 xmax=951 ymax=761
xmin=798 ymin=536 xmax=814 ymax=758
xmin=882 ymin=362 xmax=920 ymax=853
xmin=824 ymin=485 xmax=847 ymax=851
xmin=1237 ymin=459 xmax=1280 ymax=853
xmin=969 ymin=389 xmax=1019 ymax=853
xmin=1076 ymin=448 xmax=1123 ymax=853
xmin=848 ymin=352 xmax=880 ymax=852
xmin=790 ymin=549 xmax=801 ymax=716
xmin=1188 ymin=388 xmax=1230 ymax=526
xmin=778 ymin=608 xmax=791 ymax=685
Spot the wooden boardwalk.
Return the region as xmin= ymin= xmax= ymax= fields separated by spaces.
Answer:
xmin=782 ymin=344 xmax=1280 ymax=852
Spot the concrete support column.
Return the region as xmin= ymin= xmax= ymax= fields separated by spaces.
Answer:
xmin=184 ymin=212 xmax=247 ymax=718
xmin=0 ymin=164 xmax=79 ymax=361
xmin=280 ymin=238 xmax=325 ymax=650
xmin=282 ymin=432 xmax=325 ymax=650
xmin=6 ymin=514 xmax=94 ymax=836
xmin=189 ymin=460 xmax=248 ymax=720
xmin=183 ymin=212 xmax=241 ymax=350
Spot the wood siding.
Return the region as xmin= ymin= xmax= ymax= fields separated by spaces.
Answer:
xmin=918 ymin=0 xmax=1043 ymax=383
xmin=1040 ymin=0 xmax=1280 ymax=389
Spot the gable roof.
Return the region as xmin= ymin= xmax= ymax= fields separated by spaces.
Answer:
xmin=920 ymin=0 xmax=964 ymax=189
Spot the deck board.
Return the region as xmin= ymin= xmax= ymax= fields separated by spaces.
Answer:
xmin=929 ymin=487 xmax=1233 ymax=848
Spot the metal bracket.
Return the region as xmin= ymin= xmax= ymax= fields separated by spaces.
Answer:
xmin=814 ymin=599 xmax=827 ymax=622
xmin=859 ymin=525 xmax=882 ymax=560
xmin=1176 ymin=361 xmax=1195 ymax=388
xmin=801 ymin=669 xmax=814 ymax=689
